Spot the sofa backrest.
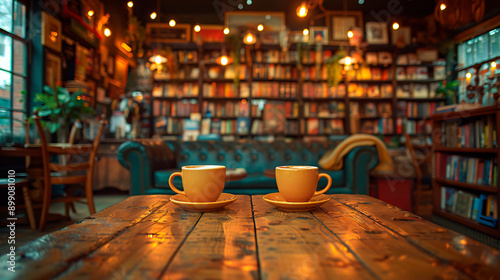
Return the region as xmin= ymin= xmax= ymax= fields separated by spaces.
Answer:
xmin=166 ymin=140 xmax=343 ymax=173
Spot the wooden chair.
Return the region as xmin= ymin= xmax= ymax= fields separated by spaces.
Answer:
xmin=33 ymin=112 xmax=106 ymax=231
xmin=403 ymin=132 xmax=433 ymax=216
xmin=0 ymin=116 xmax=38 ymax=229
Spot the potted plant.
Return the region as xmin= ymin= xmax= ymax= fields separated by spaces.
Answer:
xmin=435 ymin=80 xmax=459 ymax=105
xmin=21 ymin=86 xmax=95 ymax=143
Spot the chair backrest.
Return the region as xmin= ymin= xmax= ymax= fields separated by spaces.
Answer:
xmin=403 ymin=132 xmax=429 ymax=181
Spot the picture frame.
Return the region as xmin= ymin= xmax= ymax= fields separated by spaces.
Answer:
xmin=391 ymin=26 xmax=411 ymax=46
xmin=193 ymin=25 xmax=224 ymax=43
xmin=44 ymin=49 xmax=62 ymax=86
xmin=225 ymin=11 xmax=285 ymax=33
xmin=310 ymin=26 xmax=328 ymax=44
xmin=114 ymin=56 xmax=129 ymax=88
xmin=146 ymin=23 xmax=191 ymax=43
xmin=260 ymin=31 xmax=280 ymax=44
xmin=365 ymin=22 xmax=388 ymax=44
xmin=41 ymin=12 xmax=62 ymax=52
xmin=326 ymin=11 xmax=363 ymax=45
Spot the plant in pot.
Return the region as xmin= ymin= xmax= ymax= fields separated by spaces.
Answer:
xmin=435 ymin=80 xmax=459 ymax=105
xmin=21 ymin=85 xmax=95 ymax=143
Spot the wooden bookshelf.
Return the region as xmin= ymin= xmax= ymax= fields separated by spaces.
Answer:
xmin=150 ymin=42 xmax=447 ymax=142
xmin=430 ymin=106 xmax=499 ymax=238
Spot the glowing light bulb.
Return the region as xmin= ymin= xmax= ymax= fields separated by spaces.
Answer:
xmin=297 ymin=2 xmax=308 ymax=18
xmin=245 ymin=34 xmax=254 ymax=43
xmin=303 ymin=28 xmax=309 ymax=36
xmin=466 ymin=72 xmax=471 ymax=79
xmin=220 ymin=56 xmax=228 ymax=66
xmin=155 ymin=55 xmax=162 ymax=65
xmin=150 ymin=12 xmax=157 ymax=20
xmin=87 ymin=10 xmax=94 ymax=17
xmin=169 ymin=19 xmax=176 ymax=27
xmin=347 ymin=31 xmax=354 ymax=38
xmin=127 ymin=1 xmax=133 ymax=8
xmin=257 ymin=24 xmax=264 ymax=31
xmin=104 ymin=28 xmax=111 ymax=37
xmin=440 ymin=3 xmax=446 ymax=10
xmin=492 ymin=62 xmax=497 ymax=68
xmin=392 ymin=22 xmax=400 ymax=30
xmin=344 ymin=56 xmax=352 ymax=66
xmin=223 ymin=27 xmax=230 ymax=35
xmin=194 ymin=25 xmax=201 ymax=32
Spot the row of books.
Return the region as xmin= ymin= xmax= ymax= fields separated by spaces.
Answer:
xmin=154 ymin=117 xmax=184 ymax=134
xmin=348 ymin=83 xmax=393 ymax=98
xmin=402 ymin=119 xmax=432 ymax=135
xmin=304 ymin=102 xmax=345 ymax=118
xmin=251 ymin=82 xmax=298 ymax=98
xmin=250 ymin=119 xmax=299 ymax=135
xmin=441 ymin=116 xmax=498 ymax=149
xmin=350 ymin=103 xmax=392 ymax=117
xmin=302 ymin=83 xmax=346 ymax=98
xmin=202 ymin=101 xmax=249 ymax=118
xmin=253 ymin=64 xmax=298 ymax=79
xmin=301 ymin=50 xmax=333 ymax=64
xmin=395 ymin=66 xmax=446 ymax=80
xmin=396 ymin=83 xmax=440 ymax=98
xmin=306 ymin=119 xmax=345 ymax=135
xmin=152 ymin=100 xmax=199 ymax=117
xmin=152 ymin=83 xmax=199 ymax=98
xmin=365 ymin=52 xmax=393 ymax=65
xmin=254 ymin=50 xmax=297 ymax=63
xmin=397 ymin=101 xmax=438 ymax=118
xmin=206 ymin=66 xmax=248 ymax=80
xmin=437 ymin=154 xmax=498 ymax=186
xmin=351 ymin=66 xmax=391 ymax=81
xmin=177 ymin=50 xmax=198 ymax=63
xmin=441 ymin=188 xmax=498 ymax=226
xmin=203 ymin=83 xmax=238 ymax=97
xmin=356 ymin=118 xmax=394 ymax=134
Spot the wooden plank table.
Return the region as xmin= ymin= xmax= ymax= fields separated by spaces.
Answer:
xmin=1 ymin=194 xmax=499 ymax=279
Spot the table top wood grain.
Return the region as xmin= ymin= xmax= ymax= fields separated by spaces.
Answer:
xmin=2 ymin=194 xmax=499 ymax=279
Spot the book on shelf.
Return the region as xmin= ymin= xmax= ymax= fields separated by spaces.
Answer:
xmin=367 ymin=85 xmax=380 ymax=97
xmin=413 ymin=84 xmax=429 ymax=98
xmin=307 ymin=118 xmax=319 ymax=134
xmin=415 ymin=66 xmax=429 ymax=80
xmin=381 ymin=84 xmax=393 ymax=97
xmin=236 ymin=117 xmax=250 ymax=135
xmin=377 ymin=103 xmax=392 ymax=117
xmin=395 ymin=67 xmax=406 ymax=80
xmin=200 ymin=119 xmax=211 ymax=135
xmin=263 ymin=102 xmax=286 ymax=134
xmin=378 ymin=52 xmax=392 ymax=65
xmin=365 ymin=52 xmax=378 ymax=65
xmin=440 ymin=116 xmax=497 ymax=148
xmin=364 ymin=103 xmax=377 ymax=117
xmin=396 ymin=54 xmax=408 ymax=65
xmin=251 ymin=119 xmax=263 ymax=134
xmin=433 ymin=65 xmax=446 ymax=80
xmin=408 ymin=53 xmax=419 ymax=64
xmin=371 ymin=68 xmax=382 ymax=80
xmin=182 ymin=119 xmax=200 ymax=141
xmin=396 ymin=85 xmax=411 ymax=98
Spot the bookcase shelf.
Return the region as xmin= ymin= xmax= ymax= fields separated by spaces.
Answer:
xmin=150 ymin=42 xmax=448 ymax=143
xmin=430 ymin=106 xmax=499 ymax=238
xmin=435 ymin=178 xmax=497 ymax=193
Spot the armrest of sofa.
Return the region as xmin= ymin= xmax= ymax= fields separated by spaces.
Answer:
xmin=344 ymin=146 xmax=379 ymax=194
xmin=118 ymin=139 xmax=176 ymax=195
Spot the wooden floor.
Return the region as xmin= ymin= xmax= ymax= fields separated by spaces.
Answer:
xmin=0 ymin=194 xmax=127 ymax=254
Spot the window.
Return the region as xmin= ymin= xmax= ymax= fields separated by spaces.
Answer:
xmin=0 ymin=0 xmax=27 ymax=144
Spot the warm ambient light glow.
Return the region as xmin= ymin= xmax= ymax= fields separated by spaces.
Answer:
xmin=216 ymin=55 xmax=233 ymax=66
xmin=169 ymin=19 xmax=176 ymax=27
xmin=243 ymin=32 xmax=256 ymax=44
xmin=392 ymin=22 xmax=400 ymax=30
xmin=492 ymin=62 xmax=497 ymax=68
xmin=223 ymin=27 xmax=230 ymax=34
xmin=440 ymin=3 xmax=446 ymax=10
xmin=104 ymin=28 xmax=111 ymax=37
xmin=150 ymin=12 xmax=157 ymax=20
xmin=466 ymin=72 xmax=472 ymax=79
xmin=194 ymin=25 xmax=201 ymax=32
xmin=257 ymin=24 xmax=264 ymax=31
xmin=87 ymin=10 xmax=94 ymax=17
xmin=344 ymin=56 xmax=352 ymax=66
xmin=303 ymin=28 xmax=309 ymax=36
xmin=127 ymin=1 xmax=133 ymax=8
xmin=121 ymin=42 xmax=132 ymax=52
xmin=297 ymin=2 xmax=308 ymax=18
xmin=347 ymin=30 xmax=354 ymax=38
xmin=155 ymin=55 xmax=162 ymax=64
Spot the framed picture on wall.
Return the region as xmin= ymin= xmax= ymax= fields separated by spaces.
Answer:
xmin=310 ymin=26 xmax=328 ymax=44
xmin=44 ymin=50 xmax=62 ymax=86
xmin=146 ymin=23 xmax=191 ymax=43
xmin=114 ymin=56 xmax=129 ymax=88
xmin=392 ymin=26 xmax=411 ymax=47
xmin=365 ymin=22 xmax=388 ymax=44
xmin=326 ymin=11 xmax=363 ymax=45
xmin=41 ymin=12 xmax=62 ymax=52
xmin=192 ymin=25 xmax=224 ymax=43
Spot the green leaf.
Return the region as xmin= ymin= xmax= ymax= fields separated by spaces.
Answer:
xmin=49 ymin=122 xmax=59 ymax=133
xmin=43 ymin=86 xmax=55 ymax=95
xmin=38 ymin=110 xmax=52 ymax=117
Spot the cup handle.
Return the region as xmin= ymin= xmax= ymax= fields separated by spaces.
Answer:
xmin=169 ymin=172 xmax=185 ymax=195
xmin=314 ymin=173 xmax=332 ymax=196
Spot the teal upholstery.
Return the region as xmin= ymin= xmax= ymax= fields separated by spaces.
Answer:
xmin=118 ymin=139 xmax=379 ymax=195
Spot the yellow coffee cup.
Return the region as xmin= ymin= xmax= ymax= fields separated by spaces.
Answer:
xmin=169 ymin=165 xmax=226 ymax=202
xmin=275 ymin=166 xmax=332 ymax=202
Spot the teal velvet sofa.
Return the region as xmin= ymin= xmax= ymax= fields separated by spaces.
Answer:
xmin=117 ymin=139 xmax=379 ymax=196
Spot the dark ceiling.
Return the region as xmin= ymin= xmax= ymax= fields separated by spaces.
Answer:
xmin=103 ymin=0 xmax=500 ymax=43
